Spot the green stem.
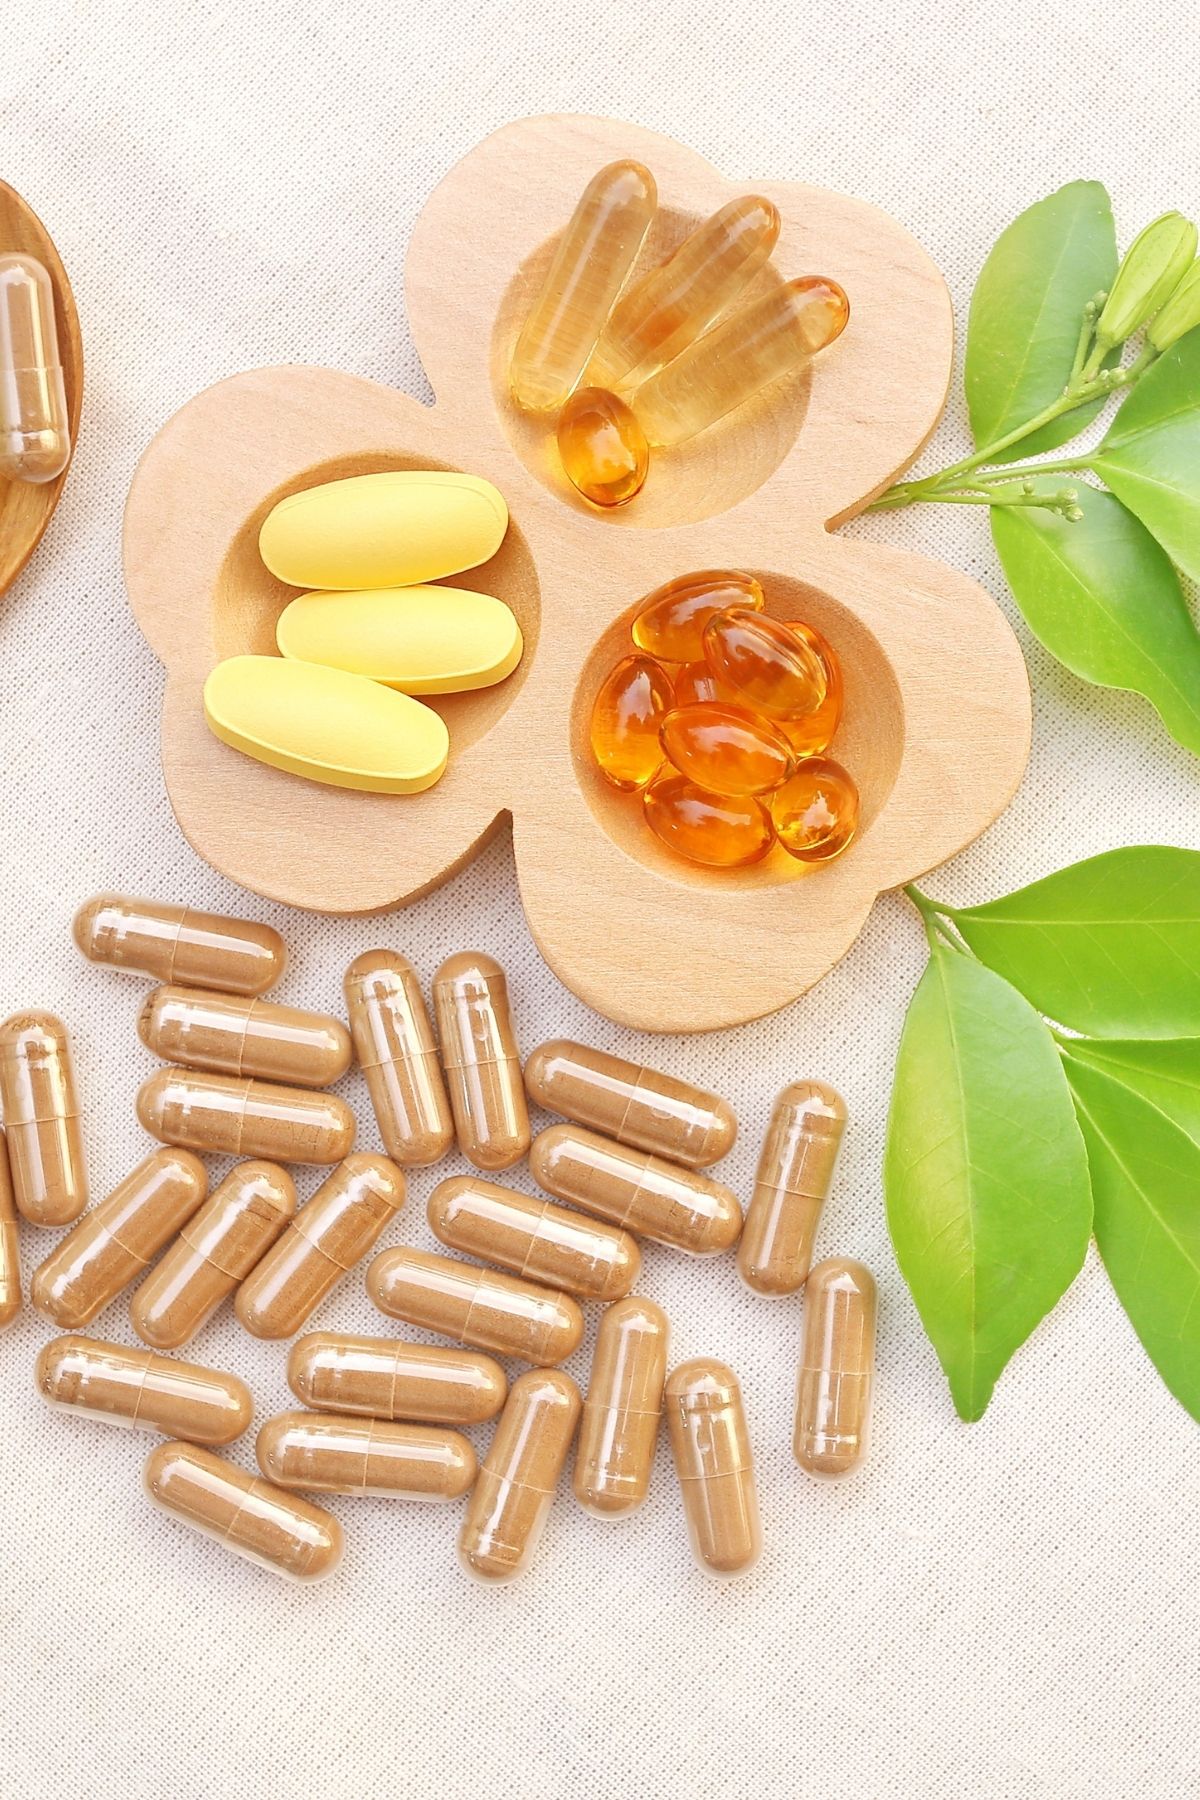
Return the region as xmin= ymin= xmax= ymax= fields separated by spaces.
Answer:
xmin=904 ymin=885 xmax=969 ymax=955
xmin=962 ymin=454 xmax=1095 ymax=485
xmin=1069 ymin=303 xmax=1098 ymax=383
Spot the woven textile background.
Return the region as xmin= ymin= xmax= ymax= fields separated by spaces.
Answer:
xmin=2 ymin=4 xmax=1198 ymax=1796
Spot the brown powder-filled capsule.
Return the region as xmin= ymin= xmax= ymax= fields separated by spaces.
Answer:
xmin=368 ymin=1246 xmax=584 ymax=1366
xmin=794 ymin=1256 xmax=877 ymax=1479
xmin=459 ymin=1368 xmax=581 ymax=1583
xmin=738 ymin=1081 xmax=847 ymax=1298
xmin=344 ymin=951 xmax=453 ymax=1166
xmin=433 ymin=951 xmax=530 ymax=1171
xmin=130 ymin=1161 xmax=297 ymax=1349
xmin=525 ymin=1040 xmax=737 ymax=1169
xmin=428 ymin=1174 xmax=639 ymax=1302
xmin=530 ymin=1124 xmax=742 ymax=1256
xmin=235 ymin=1153 xmax=405 ymax=1339
xmin=0 ymin=1010 xmax=87 ymax=1227
xmin=665 ymin=1358 xmax=761 ymax=1578
xmin=35 ymin=1333 xmax=252 ymax=1445
xmin=136 ymin=1067 xmax=355 ymax=1164
xmin=138 ymin=986 xmax=351 ymax=1088
xmin=0 ymin=1128 xmax=21 ymax=1329
xmin=257 ymin=1410 xmax=476 ymax=1501
xmin=30 ymin=1148 xmax=208 ymax=1329
xmin=73 ymin=894 xmax=285 ymax=995
xmin=289 ymin=1331 xmax=508 ymax=1425
xmin=575 ymin=1296 xmax=668 ymax=1517
xmin=144 ymin=1440 xmax=343 ymax=1583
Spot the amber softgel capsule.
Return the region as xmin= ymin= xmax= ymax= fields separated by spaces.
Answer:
xmin=73 ymin=894 xmax=286 ymax=995
xmin=665 ymin=1358 xmax=761 ymax=1578
xmin=289 ymin=1331 xmax=508 ymax=1426
xmin=36 ymin=1335 xmax=252 ymax=1446
xmin=138 ymin=986 xmax=351 ymax=1088
xmin=770 ymin=757 xmax=860 ymax=864
xmin=428 ymin=1174 xmax=640 ymax=1302
xmin=343 ymin=950 xmax=454 ymax=1166
xmin=589 ymin=654 xmax=674 ymax=792
xmin=794 ymin=1256 xmax=877 ymax=1479
xmin=530 ymin=1123 xmax=742 ymax=1256
xmin=257 ymin=1411 xmax=477 ymax=1503
xmin=574 ymin=1296 xmax=669 ymax=1518
xmin=738 ymin=1081 xmax=846 ymax=1298
xmin=0 ymin=1010 xmax=88 ymax=1227
xmin=631 ymin=570 xmax=764 ymax=665
xmin=643 ymin=774 xmax=775 ymax=869
xmin=144 ymin=1441 xmax=343 ymax=1583
xmin=459 ymin=1368 xmax=582 ymax=1583
xmin=137 ymin=1067 xmax=355 ymax=1164
xmin=0 ymin=1128 xmax=21 ymax=1329
xmin=433 ymin=952 xmax=530 ymax=1172
xmin=524 ymin=1040 xmax=736 ymax=1169
xmin=368 ymin=1246 xmax=584 ymax=1367
xmin=556 ymin=386 xmax=649 ymax=507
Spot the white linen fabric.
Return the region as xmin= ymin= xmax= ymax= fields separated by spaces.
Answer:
xmin=1 ymin=3 xmax=1197 ymax=1795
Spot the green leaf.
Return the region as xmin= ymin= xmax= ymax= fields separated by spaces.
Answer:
xmin=991 ymin=480 xmax=1200 ymax=757
xmin=965 ymin=181 xmax=1117 ymax=459
xmin=884 ymin=939 xmax=1092 ymax=1420
xmin=1063 ymin=1052 xmax=1200 ymax=1421
xmin=1093 ymin=331 xmax=1200 ymax=584
xmin=951 ymin=846 xmax=1200 ymax=1037
xmin=1065 ymin=1035 xmax=1200 ymax=1148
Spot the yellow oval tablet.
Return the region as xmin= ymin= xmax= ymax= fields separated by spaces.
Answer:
xmin=259 ymin=472 xmax=509 ymax=590
xmin=276 ymin=586 xmax=524 ymax=694
xmin=203 ymin=656 xmax=449 ymax=794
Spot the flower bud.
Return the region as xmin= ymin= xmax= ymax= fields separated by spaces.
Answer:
xmin=1148 ymin=259 xmax=1200 ymax=351
xmin=1096 ymin=212 xmax=1198 ymax=348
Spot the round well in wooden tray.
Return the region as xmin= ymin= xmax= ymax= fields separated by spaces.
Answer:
xmin=122 ymin=114 xmax=1030 ymax=1033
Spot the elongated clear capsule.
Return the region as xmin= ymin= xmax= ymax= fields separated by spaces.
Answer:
xmin=530 ymin=1123 xmax=742 ymax=1256
xmin=737 ymin=1081 xmax=846 ymax=1298
xmin=524 ymin=1039 xmax=737 ymax=1169
xmin=510 ymin=160 xmax=656 ymax=412
xmin=633 ymin=275 xmax=849 ymax=447
xmin=144 ymin=1441 xmax=343 ymax=1583
xmin=428 ymin=1173 xmax=640 ymax=1302
xmin=73 ymin=894 xmax=286 ymax=995
xmin=459 ymin=1368 xmax=581 ymax=1582
xmin=592 ymin=195 xmax=781 ymax=388
xmin=0 ymin=253 xmax=70 ymax=483
xmin=138 ymin=986 xmax=351 ymax=1087
xmin=0 ymin=1010 xmax=87 ymax=1227
xmin=257 ymin=1411 xmax=476 ymax=1502
xmin=665 ymin=1357 xmax=761 ymax=1578
xmin=368 ymin=1246 xmax=583 ymax=1367
xmin=344 ymin=951 xmax=453 ymax=1166
xmin=288 ymin=1331 xmax=507 ymax=1425
xmin=575 ymin=1296 xmax=668 ymax=1517
xmin=794 ymin=1256 xmax=876 ymax=1478
xmin=433 ymin=952 xmax=529 ymax=1172
xmin=0 ymin=1128 xmax=21 ymax=1329
xmin=136 ymin=1068 xmax=355 ymax=1164
xmin=35 ymin=1334 xmax=252 ymax=1445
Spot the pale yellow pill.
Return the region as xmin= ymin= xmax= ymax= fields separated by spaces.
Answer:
xmin=203 ymin=657 xmax=449 ymax=795
xmin=276 ymin=586 xmax=523 ymax=694
xmin=258 ymin=471 xmax=509 ymax=591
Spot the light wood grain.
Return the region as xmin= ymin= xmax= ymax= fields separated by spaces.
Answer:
xmin=123 ymin=113 xmax=1031 ymax=1033
xmin=0 ymin=181 xmax=82 ymax=597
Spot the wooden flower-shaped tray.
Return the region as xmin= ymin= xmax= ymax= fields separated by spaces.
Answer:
xmin=123 ymin=114 xmax=1030 ymax=1033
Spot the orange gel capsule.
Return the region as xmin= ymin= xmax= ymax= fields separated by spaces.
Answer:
xmin=671 ymin=659 xmax=736 ymax=709
xmin=0 ymin=1128 xmax=22 ymax=1329
xmin=557 ymin=386 xmax=648 ymax=507
xmin=779 ymin=620 xmax=844 ymax=758
xmin=510 ymin=160 xmax=656 ymax=413
xmin=144 ymin=1441 xmax=343 ymax=1583
xmin=575 ymin=1295 xmax=668 ymax=1517
xmin=592 ymin=195 xmax=781 ymax=388
xmin=73 ymin=894 xmax=285 ymax=995
xmin=344 ymin=951 xmax=453 ymax=1167
xmin=737 ymin=1082 xmax=846 ymax=1298
xmin=433 ymin=952 xmax=530 ymax=1172
xmin=634 ymin=275 xmax=850 ymax=447
xmin=459 ymin=1368 xmax=581 ymax=1582
xmin=703 ymin=608 xmax=826 ymax=720
xmin=0 ymin=1010 xmax=88 ymax=1227
xmin=428 ymin=1174 xmax=640 ymax=1302
xmin=257 ymin=1411 xmax=477 ymax=1502
xmin=130 ymin=1161 xmax=298 ymax=1349
xmin=136 ymin=1068 xmax=355 ymax=1164
xmin=138 ymin=986 xmax=351 ymax=1088
xmin=589 ymin=653 xmax=673 ymax=792
xmin=665 ymin=1358 xmax=761 ymax=1578
xmin=632 ymin=570 xmax=764 ymax=664
xmin=0 ymin=252 xmax=70 ymax=483
xmin=35 ymin=1335 xmax=252 ymax=1445
xmin=644 ymin=772 xmax=774 ymax=869
xmin=770 ymin=757 xmax=859 ymax=863
xmin=660 ymin=703 xmax=794 ymax=797
xmin=368 ymin=1246 xmax=584 ymax=1367
xmin=529 ymin=1124 xmax=742 ymax=1256
xmin=288 ymin=1331 xmax=508 ymax=1425
xmin=794 ymin=1257 xmax=877 ymax=1478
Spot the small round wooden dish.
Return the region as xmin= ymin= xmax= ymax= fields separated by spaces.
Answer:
xmin=123 ymin=114 xmax=1030 ymax=1033
xmin=0 ymin=181 xmax=82 ymax=598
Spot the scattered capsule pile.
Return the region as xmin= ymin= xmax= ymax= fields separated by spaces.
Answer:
xmin=590 ymin=569 xmax=860 ymax=869
xmin=508 ymin=160 xmax=849 ymax=507
xmin=1 ymin=893 xmax=877 ymax=1586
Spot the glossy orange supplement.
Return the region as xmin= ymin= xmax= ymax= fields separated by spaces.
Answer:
xmin=344 ymin=950 xmax=453 ymax=1166
xmin=73 ymin=894 xmax=285 ymax=995
xmin=557 ymin=386 xmax=648 ymax=507
xmin=665 ymin=1358 xmax=761 ymax=1578
xmin=574 ymin=1296 xmax=668 ymax=1517
xmin=0 ymin=252 xmax=70 ymax=482
xmin=0 ymin=1010 xmax=87 ymax=1227
xmin=738 ymin=1082 xmax=846 ymax=1298
xmin=643 ymin=772 xmax=774 ymax=869
xmin=144 ymin=1440 xmax=343 ymax=1583
xmin=130 ymin=1161 xmax=298 ymax=1349
xmin=459 ymin=1368 xmax=581 ymax=1582
xmin=257 ymin=1411 xmax=476 ymax=1501
xmin=509 ymin=160 xmax=657 ymax=412
xmin=235 ymin=1153 xmax=405 ymax=1339
xmin=771 ymin=757 xmax=860 ymax=863
xmin=631 ymin=570 xmax=764 ymax=664
xmin=524 ymin=1039 xmax=736 ymax=1169
xmin=671 ymin=659 xmax=736 ymax=708
xmin=433 ymin=952 xmax=530 ymax=1172
xmin=589 ymin=653 xmax=673 ymax=792
xmin=703 ymin=607 xmax=827 ymax=720
xmin=368 ymin=1246 xmax=584 ymax=1366
xmin=794 ymin=1257 xmax=876 ymax=1478
xmin=30 ymin=1148 xmax=207 ymax=1329
xmin=35 ymin=1334 xmax=252 ymax=1445
xmin=428 ymin=1174 xmax=640 ymax=1302
xmin=591 ymin=195 xmax=781 ymax=388
xmin=780 ymin=620 xmax=844 ymax=757
xmin=138 ymin=985 xmax=351 ymax=1088
xmin=288 ymin=1331 xmax=507 ymax=1425
xmin=660 ymin=703 xmax=794 ymax=797
xmin=0 ymin=1128 xmax=21 ymax=1329
xmin=530 ymin=1124 xmax=742 ymax=1256
xmin=137 ymin=1067 xmax=355 ymax=1164
xmin=634 ymin=275 xmax=850 ymax=447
